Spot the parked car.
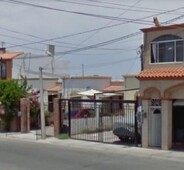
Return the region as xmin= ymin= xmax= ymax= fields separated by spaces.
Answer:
xmin=73 ymin=108 xmax=95 ymax=118
xmin=113 ymin=122 xmax=141 ymax=143
xmin=64 ymin=108 xmax=95 ymax=119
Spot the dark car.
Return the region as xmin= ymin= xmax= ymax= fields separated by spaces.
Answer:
xmin=73 ymin=108 xmax=95 ymax=118
xmin=113 ymin=123 xmax=140 ymax=142
xmin=65 ymin=108 xmax=95 ymax=119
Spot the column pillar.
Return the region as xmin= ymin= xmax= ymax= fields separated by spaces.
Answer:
xmin=161 ymin=99 xmax=172 ymax=150
xmin=20 ymin=98 xmax=30 ymax=133
xmin=141 ymin=99 xmax=149 ymax=148
xmin=53 ymin=98 xmax=61 ymax=137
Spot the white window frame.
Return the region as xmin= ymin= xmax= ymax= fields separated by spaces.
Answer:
xmin=150 ymin=39 xmax=184 ymax=64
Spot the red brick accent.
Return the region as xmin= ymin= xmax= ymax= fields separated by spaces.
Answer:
xmin=20 ymin=98 xmax=30 ymax=133
xmin=53 ymin=98 xmax=61 ymax=137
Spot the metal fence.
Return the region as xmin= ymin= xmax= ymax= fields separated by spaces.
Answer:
xmin=60 ymin=99 xmax=140 ymax=146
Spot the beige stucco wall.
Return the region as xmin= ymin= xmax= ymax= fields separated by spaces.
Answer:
xmin=123 ymin=75 xmax=139 ymax=101
xmin=140 ymin=79 xmax=184 ymax=149
xmin=139 ymin=24 xmax=184 ymax=150
xmin=140 ymin=80 xmax=184 ymax=98
xmin=124 ymin=75 xmax=139 ymax=89
xmin=143 ymin=27 xmax=184 ymax=69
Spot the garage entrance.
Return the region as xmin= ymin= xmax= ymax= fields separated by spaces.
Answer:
xmin=60 ymin=98 xmax=141 ymax=146
xmin=172 ymin=100 xmax=184 ymax=148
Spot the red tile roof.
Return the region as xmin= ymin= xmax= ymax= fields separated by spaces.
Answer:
xmin=136 ymin=67 xmax=184 ymax=80
xmin=0 ymin=52 xmax=23 ymax=59
xmin=103 ymin=81 xmax=123 ymax=92
xmin=103 ymin=85 xmax=122 ymax=92
xmin=47 ymin=84 xmax=62 ymax=93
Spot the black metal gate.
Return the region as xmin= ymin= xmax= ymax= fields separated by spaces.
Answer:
xmin=60 ymin=99 xmax=140 ymax=146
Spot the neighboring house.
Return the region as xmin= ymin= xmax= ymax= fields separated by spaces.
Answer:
xmin=102 ymin=80 xmax=124 ymax=93
xmin=100 ymin=80 xmax=124 ymax=115
xmin=61 ymin=76 xmax=124 ymax=116
xmin=12 ymin=52 xmax=69 ymax=79
xmin=0 ymin=48 xmax=23 ymax=79
xmin=0 ymin=48 xmax=23 ymax=131
xmin=26 ymin=78 xmax=60 ymax=112
xmin=62 ymin=76 xmax=112 ymax=99
xmin=136 ymin=23 xmax=184 ymax=150
xmin=123 ymin=75 xmax=139 ymax=101
xmin=11 ymin=52 xmax=69 ymax=115
xmin=47 ymin=82 xmax=62 ymax=112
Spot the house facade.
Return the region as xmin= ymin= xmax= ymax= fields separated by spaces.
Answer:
xmin=0 ymin=48 xmax=23 ymax=131
xmin=62 ymin=76 xmax=112 ymax=99
xmin=123 ymin=75 xmax=139 ymax=101
xmin=137 ymin=23 xmax=184 ymax=150
xmin=0 ymin=48 xmax=23 ymax=80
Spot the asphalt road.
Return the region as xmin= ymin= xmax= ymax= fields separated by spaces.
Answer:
xmin=0 ymin=138 xmax=184 ymax=170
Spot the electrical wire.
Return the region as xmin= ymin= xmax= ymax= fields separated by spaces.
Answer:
xmin=2 ymin=0 xmax=184 ymax=76
xmin=0 ymin=0 xmax=182 ymax=50
xmin=69 ymin=0 xmax=143 ymax=50
xmin=52 ymin=0 xmax=179 ymax=15
xmin=84 ymin=0 xmax=184 ymax=15
xmin=2 ymin=0 xmax=153 ymax=24
xmin=75 ymin=57 xmax=139 ymax=70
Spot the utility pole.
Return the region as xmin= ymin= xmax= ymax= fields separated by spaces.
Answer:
xmin=39 ymin=67 xmax=46 ymax=139
xmin=38 ymin=44 xmax=55 ymax=139
xmin=140 ymin=44 xmax=144 ymax=71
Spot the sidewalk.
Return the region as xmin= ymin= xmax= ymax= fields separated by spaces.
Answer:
xmin=0 ymin=131 xmax=184 ymax=162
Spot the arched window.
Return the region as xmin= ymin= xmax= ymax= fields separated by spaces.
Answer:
xmin=153 ymin=109 xmax=161 ymax=114
xmin=151 ymin=34 xmax=184 ymax=63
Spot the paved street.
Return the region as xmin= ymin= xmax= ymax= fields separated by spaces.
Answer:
xmin=0 ymin=138 xmax=184 ymax=170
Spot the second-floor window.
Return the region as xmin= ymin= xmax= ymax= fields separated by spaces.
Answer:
xmin=150 ymin=35 xmax=184 ymax=63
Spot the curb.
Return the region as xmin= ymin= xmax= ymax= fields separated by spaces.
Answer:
xmin=1 ymin=133 xmax=184 ymax=162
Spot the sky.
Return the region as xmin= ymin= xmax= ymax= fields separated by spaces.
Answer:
xmin=1 ymin=0 xmax=184 ymax=80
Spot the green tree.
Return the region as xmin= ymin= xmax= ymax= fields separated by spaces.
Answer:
xmin=0 ymin=78 xmax=31 ymax=131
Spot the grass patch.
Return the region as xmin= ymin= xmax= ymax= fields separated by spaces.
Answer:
xmin=58 ymin=133 xmax=70 ymax=139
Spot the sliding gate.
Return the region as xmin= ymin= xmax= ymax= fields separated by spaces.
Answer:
xmin=61 ymin=99 xmax=140 ymax=146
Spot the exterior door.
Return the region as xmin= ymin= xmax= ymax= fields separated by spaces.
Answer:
xmin=150 ymin=108 xmax=161 ymax=147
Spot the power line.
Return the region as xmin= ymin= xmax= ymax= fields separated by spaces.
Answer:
xmin=77 ymin=0 xmax=143 ymax=44
xmin=61 ymin=0 xmax=142 ymax=60
xmin=72 ymin=57 xmax=140 ymax=70
xmin=53 ymin=0 xmax=179 ymax=16
xmin=4 ymin=42 xmax=44 ymax=52
xmin=84 ymin=0 xmax=184 ymax=15
xmin=53 ymin=0 xmax=146 ymax=12
xmin=0 ymin=0 xmax=182 ymax=49
xmin=3 ymin=0 xmax=153 ymax=24
xmin=0 ymin=29 xmax=139 ymax=52
xmin=54 ymin=31 xmax=141 ymax=56
xmin=2 ymin=3 xmax=183 ymax=49
xmin=44 ymin=14 xmax=184 ymax=68
xmin=0 ymin=26 xmax=82 ymax=49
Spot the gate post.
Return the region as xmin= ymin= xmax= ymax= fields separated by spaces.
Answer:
xmin=134 ymin=97 xmax=139 ymax=146
xmin=20 ymin=98 xmax=30 ymax=133
xmin=53 ymin=98 xmax=61 ymax=137
xmin=68 ymin=100 xmax=71 ymax=137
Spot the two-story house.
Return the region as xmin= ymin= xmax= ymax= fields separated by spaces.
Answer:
xmin=137 ymin=23 xmax=184 ymax=150
xmin=0 ymin=48 xmax=23 ymax=131
xmin=0 ymin=48 xmax=23 ymax=80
